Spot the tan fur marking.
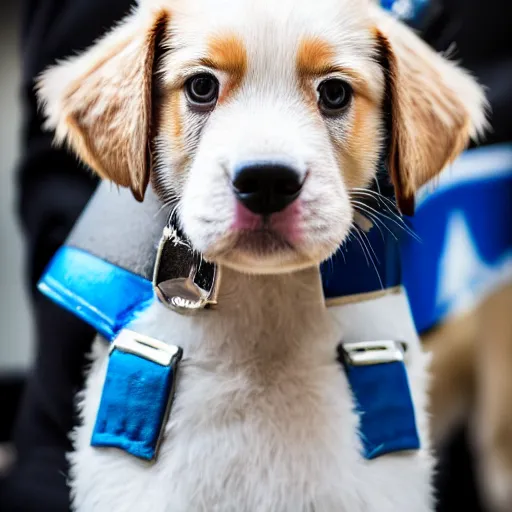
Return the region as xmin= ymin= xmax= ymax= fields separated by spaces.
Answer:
xmin=376 ymin=28 xmax=482 ymax=214
xmin=297 ymin=38 xmax=373 ymax=96
xmin=351 ymin=96 xmax=373 ymax=144
xmin=334 ymin=93 xmax=382 ymax=191
xmin=169 ymin=89 xmax=183 ymax=147
xmin=41 ymin=10 xmax=170 ymax=201
xmin=296 ymin=37 xmax=375 ymax=114
xmin=370 ymin=25 xmax=380 ymax=40
xmin=204 ymin=34 xmax=247 ymax=103
xmin=344 ymin=95 xmax=378 ymax=187
xmin=296 ymin=37 xmax=336 ymax=77
xmin=296 ymin=38 xmax=334 ymax=114
xmin=63 ymin=38 xmax=133 ymax=105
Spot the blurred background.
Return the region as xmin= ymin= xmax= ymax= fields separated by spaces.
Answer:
xmin=0 ymin=0 xmax=33 ymax=464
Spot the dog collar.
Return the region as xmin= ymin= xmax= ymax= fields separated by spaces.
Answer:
xmin=38 ymin=173 xmax=419 ymax=462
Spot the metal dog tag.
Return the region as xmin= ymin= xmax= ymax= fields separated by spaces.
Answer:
xmin=152 ymin=215 xmax=218 ymax=314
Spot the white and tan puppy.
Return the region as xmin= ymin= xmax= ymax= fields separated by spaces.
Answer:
xmin=38 ymin=0 xmax=487 ymax=510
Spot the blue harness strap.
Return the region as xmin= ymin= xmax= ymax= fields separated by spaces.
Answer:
xmin=320 ymin=170 xmax=420 ymax=459
xmin=39 ymin=247 xmax=181 ymax=461
xmin=340 ymin=342 xmax=420 ymax=459
xmin=38 ymin=246 xmax=154 ymax=342
xmin=91 ymin=331 xmax=182 ymax=460
xmin=348 ymin=362 xmax=420 ymax=458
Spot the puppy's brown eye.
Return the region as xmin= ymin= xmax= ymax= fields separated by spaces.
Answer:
xmin=317 ymin=78 xmax=352 ymax=114
xmin=185 ymin=73 xmax=219 ymax=109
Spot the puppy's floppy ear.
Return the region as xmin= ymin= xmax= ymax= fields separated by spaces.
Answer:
xmin=373 ymin=8 xmax=488 ymax=214
xmin=37 ymin=7 xmax=169 ymax=201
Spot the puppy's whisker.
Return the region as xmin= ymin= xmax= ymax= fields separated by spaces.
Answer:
xmin=350 ymin=228 xmax=370 ymax=268
xmin=377 ymin=211 xmax=420 ymax=242
xmin=353 ymin=207 xmax=392 ymax=242
xmin=355 ymin=192 xmax=414 ymax=237
xmin=350 ymin=188 xmax=400 ymax=214
xmin=350 ymin=200 xmax=419 ymax=242
xmin=353 ymin=226 xmax=384 ymax=290
xmin=154 ymin=197 xmax=177 ymax=218
xmin=372 ymin=175 xmax=382 ymax=195
xmin=350 ymin=190 xmax=403 ymax=223
xmin=351 ymin=201 xmax=399 ymax=241
xmin=358 ymin=227 xmax=380 ymax=265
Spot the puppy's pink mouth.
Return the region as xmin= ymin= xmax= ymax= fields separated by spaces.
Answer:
xmin=232 ymin=201 xmax=302 ymax=248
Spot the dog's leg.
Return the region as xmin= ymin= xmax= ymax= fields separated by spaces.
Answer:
xmin=472 ymin=284 xmax=512 ymax=512
xmin=423 ymin=313 xmax=476 ymax=447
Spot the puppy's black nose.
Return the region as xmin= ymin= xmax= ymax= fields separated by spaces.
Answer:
xmin=232 ymin=162 xmax=303 ymax=215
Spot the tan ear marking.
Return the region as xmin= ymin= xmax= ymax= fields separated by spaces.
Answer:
xmin=37 ymin=9 xmax=170 ymax=202
xmin=373 ymin=9 xmax=488 ymax=215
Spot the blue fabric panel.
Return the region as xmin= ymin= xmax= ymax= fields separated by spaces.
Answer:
xmin=381 ymin=0 xmax=432 ymax=27
xmin=38 ymin=246 xmax=154 ymax=341
xmin=322 ymin=218 xmax=402 ymax=299
xmin=91 ymin=349 xmax=177 ymax=460
xmin=345 ymin=361 xmax=420 ymax=459
xmin=401 ymin=164 xmax=512 ymax=333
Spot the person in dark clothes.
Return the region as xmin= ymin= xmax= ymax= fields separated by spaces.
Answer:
xmin=0 ymin=0 xmax=510 ymax=510
xmin=0 ymin=1 xmax=132 ymax=510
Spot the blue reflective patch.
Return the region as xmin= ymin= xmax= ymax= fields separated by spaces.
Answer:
xmin=381 ymin=0 xmax=432 ymax=27
xmin=402 ymin=145 xmax=512 ymax=332
xmin=91 ymin=346 xmax=181 ymax=460
xmin=345 ymin=360 xmax=420 ymax=459
xmin=38 ymin=246 xmax=154 ymax=341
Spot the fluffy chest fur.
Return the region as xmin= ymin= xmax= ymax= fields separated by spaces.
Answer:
xmin=69 ymin=268 xmax=433 ymax=511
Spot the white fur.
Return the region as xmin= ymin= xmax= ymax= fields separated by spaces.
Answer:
xmin=166 ymin=0 xmax=384 ymax=272
xmin=69 ymin=267 xmax=433 ymax=512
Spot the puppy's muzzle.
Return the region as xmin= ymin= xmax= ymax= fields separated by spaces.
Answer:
xmin=232 ymin=162 xmax=303 ymax=215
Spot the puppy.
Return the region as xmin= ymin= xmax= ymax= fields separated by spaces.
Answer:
xmin=37 ymin=0 xmax=486 ymax=510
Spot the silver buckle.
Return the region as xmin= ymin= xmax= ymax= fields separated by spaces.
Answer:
xmin=343 ymin=340 xmax=407 ymax=366
xmin=110 ymin=329 xmax=182 ymax=367
xmin=153 ymin=223 xmax=218 ymax=315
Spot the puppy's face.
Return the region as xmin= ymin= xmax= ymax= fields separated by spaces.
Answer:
xmin=38 ymin=0 xmax=487 ymax=275
xmin=159 ymin=0 xmax=385 ymax=273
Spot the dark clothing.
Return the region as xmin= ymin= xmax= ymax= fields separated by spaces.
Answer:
xmin=0 ymin=0 xmax=510 ymax=509
xmin=421 ymin=0 xmax=512 ymax=146
xmin=0 ymin=1 xmax=132 ymax=510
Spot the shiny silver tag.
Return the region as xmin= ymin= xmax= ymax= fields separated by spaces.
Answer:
xmin=152 ymin=217 xmax=218 ymax=314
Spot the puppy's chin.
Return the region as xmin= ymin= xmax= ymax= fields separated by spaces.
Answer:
xmin=216 ymin=251 xmax=316 ymax=276
xmin=203 ymin=231 xmax=337 ymax=276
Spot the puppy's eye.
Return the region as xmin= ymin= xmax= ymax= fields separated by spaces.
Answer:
xmin=317 ymin=79 xmax=352 ymax=115
xmin=185 ymin=73 xmax=219 ymax=109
